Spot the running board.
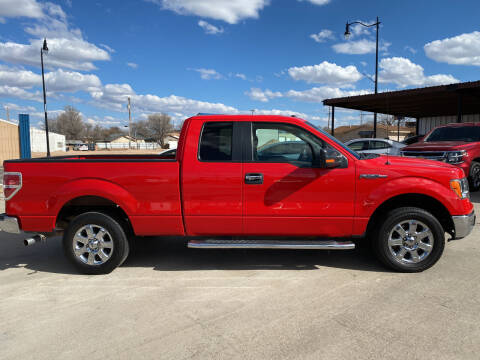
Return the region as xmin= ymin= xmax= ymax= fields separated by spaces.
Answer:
xmin=187 ymin=239 xmax=355 ymax=250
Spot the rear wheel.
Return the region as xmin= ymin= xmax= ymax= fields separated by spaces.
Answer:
xmin=373 ymin=207 xmax=445 ymax=272
xmin=469 ymin=161 xmax=480 ymax=192
xmin=63 ymin=212 xmax=130 ymax=275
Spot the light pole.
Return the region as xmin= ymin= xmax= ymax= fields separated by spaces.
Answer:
xmin=41 ymin=38 xmax=51 ymax=157
xmin=344 ymin=17 xmax=381 ymax=138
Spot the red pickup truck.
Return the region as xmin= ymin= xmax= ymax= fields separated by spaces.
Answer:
xmin=0 ymin=115 xmax=475 ymax=274
xmin=402 ymin=122 xmax=480 ymax=191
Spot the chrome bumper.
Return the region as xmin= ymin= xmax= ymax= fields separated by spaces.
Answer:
xmin=452 ymin=211 xmax=476 ymax=239
xmin=0 ymin=214 xmax=20 ymax=234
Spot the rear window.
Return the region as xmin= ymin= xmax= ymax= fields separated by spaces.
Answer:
xmin=426 ymin=126 xmax=480 ymax=142
xmin=199 ymin=122 xmax=233 ymax=161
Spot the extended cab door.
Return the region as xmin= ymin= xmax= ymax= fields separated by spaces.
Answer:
xmin=243 ymin=121 xmax=356 ymax=237
xmin=181 ymin=120 xmax=243 ymax=236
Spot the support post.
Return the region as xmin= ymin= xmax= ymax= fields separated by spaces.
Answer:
xmin=331 ymin=106 xmax=335 ymax=136
xmin=18 ymin=114 xmax=32 ymax=159
xmin=373 ymin=16 xmax=379 ymax=138
xmin=416 ymin=118 xmax=420 ymax=135
xmin=457 ymin=93 xmax=463 ymax=123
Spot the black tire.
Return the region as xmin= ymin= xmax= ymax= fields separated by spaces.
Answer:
xmin=63 ymin=212 xmax=130 ymax=275
xmin=372 ymin=207 xmax=445 ymax=272
xmin=468 ymin=161 xmax=480 ymax=192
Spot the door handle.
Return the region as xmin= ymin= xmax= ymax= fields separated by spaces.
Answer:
xmin=245 ymin=173 xmax=263 ymax=184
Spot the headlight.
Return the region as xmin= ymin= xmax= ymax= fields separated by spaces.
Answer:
xmin=450 ymin=178 xmax=470 ymax=199
xmin=446 ymin=150 xmax=466 ymax=164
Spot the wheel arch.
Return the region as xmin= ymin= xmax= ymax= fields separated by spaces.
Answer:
xmin=56 ymin=195 xmax=134 ymax=236
xmin=366 ymin=193 xmax=454 ymax=238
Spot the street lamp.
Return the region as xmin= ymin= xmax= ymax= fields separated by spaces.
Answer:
xmin=344 ymin=17 xmax=381 ymax=138
xmin=41 ymin=38 xmax=51 ymax=157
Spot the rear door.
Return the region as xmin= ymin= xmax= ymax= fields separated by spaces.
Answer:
xmin=242 ymin=121 xmax=356 ymax=237
xmin=181 ymin=120 xmax=244 ymax=236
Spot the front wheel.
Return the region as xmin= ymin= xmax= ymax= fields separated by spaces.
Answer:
xmin=469 ymin=161 xmax=480 ymax=192
xmin=63 ymin=212 xmax=130 ymax=275
xmin=373 ymin=207 xmax=445 ymax=272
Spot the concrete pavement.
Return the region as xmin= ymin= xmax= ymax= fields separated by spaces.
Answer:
xmin=0 ymin=194 xmax=479 ymax=360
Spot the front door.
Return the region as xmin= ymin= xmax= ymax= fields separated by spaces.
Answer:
xmin=243 ymin=122 xmax=356 ymax=237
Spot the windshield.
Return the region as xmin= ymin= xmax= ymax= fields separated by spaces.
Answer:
xmin=425 ymin=126 xmax=480 ymax=142
xmin=305 ymin=121 xmax=361 ymax=159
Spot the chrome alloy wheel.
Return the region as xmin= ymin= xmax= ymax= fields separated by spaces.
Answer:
xmin=388 ymin=220 xmax=434 ymax=264
xmin=73 ymin=224 xmax=114 ymax=266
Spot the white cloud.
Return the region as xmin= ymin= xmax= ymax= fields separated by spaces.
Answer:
xmin=246 ymin=88 xmax=282 ymax=102
xmin=424 ymin=31 xmax=480 ymax=66
xmin=234 ymin=73 xmax=246 ymax=80
xmin=0 ymin=0 xmax=43 ymax=19
xmin=0 ymin=2 xmax=110 ymax=71
xmin=332 ymin=39 xmax=374 ymax=54
xmin=127 ymin=62 xmax=138 ymax=69
xmin=285 ymin=86 xmax=369 ymax=103
xmin=198 ymin=20 xmax=224 ymax=35
xmin=288 ymin=61 xmax=362 ymax=85
xmin=405 ymin=46 xmax=417 ymax=54
xmin=147 ymin=0 xmax=270 ymax=24
xmin=191 ymin=68 xmax=224 ymax=80
xmin=0 ymin=86 xmax=41 ymax=101
xmin=45 ymin=69 xmax=102 ymax=93
xmin=247 ymin=86 xmax=369 ymax=103
xmin=298 ymin=0 xmax=330 ymax=5
xmin=379 ymin=57 xmax=459 ymax=87
xmin=332 ymin=39 xmax=390 ymax=55
xmin=0 ymin=66 xmax=101 ymax=94
xmin=254 ymin=109 xmax=309 ymax=118
xmin=2 ymin=102 xmax=37 ymax=112
xmin=310 ymin=29 xmax=335 ymax=43
xmin=90 ymin=82 xmax=239 ymax=117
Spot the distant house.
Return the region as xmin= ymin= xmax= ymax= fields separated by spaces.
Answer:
xmin=164 ymin=133 xmax=179 ymax=149
xmin=111 ymin=135 xmax=145 ymax=144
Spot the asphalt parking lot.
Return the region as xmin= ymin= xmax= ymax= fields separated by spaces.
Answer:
xmin=0 ymin=194 xmax=479 ymax=360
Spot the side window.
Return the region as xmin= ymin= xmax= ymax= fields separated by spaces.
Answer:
xmin=252 ymin=123 xmax=324 ymax=166
xmin=348 ymin=141 xmax=367 ymax=151
xmin=371 ymin=141 xmax=391 ymax=149
xmin=199 ymin=122 xmax=233 ymax=161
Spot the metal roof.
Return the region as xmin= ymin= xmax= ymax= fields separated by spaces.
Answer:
xmin=323 ymin=81 xmax=480 ymax=118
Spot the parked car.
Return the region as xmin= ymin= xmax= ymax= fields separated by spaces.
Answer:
xmin=345 ymin=138 xmax=406 ymax=155
xmin=159 ymin=148 xmax=177 ymax=157
xmin=402 ymin=122 xmax=480 ymax=191
xmin=402 ymin=134 xmax=424 ymax=145
xmin=1 ymin=115 xmax=475 ymax=274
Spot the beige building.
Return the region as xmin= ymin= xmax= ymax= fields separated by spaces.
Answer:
xmin=0 ymin=119 xmax=20 ymax=165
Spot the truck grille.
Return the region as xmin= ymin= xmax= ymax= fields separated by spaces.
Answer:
xmin=401 ymin=151 xmax=446 ymax=161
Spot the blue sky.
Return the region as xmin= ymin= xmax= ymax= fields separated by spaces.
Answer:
xmin=0 ymin=0 xmax=479 ymax=128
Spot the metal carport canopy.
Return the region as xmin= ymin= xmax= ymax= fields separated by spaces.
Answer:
xmin=323 ymin=80 xmax=480 ymax=119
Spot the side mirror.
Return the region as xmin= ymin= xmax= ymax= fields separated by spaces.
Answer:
xmin=317 ymin=148 xmax=345 ymax=169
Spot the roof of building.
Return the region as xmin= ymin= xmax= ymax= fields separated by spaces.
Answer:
xmin=323 ymin=80 xmax=480 ymax=119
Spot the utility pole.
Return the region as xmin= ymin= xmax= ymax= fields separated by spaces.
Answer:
xmin=127 ymin=97 xmax=131 ymax=150
xmin=5 ymin=106 xmax=9 ymax=122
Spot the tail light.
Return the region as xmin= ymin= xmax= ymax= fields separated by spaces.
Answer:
xmin=3 ymin=172 xmax=22 ymax=200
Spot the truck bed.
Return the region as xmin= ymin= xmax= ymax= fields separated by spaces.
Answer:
xmin=3 ymin=155 xmax=184 ymax=235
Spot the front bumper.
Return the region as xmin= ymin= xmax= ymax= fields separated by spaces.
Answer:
xmin=0 ymin=214 xmax=20 ymax=234
xmin=452 ymin=211 xmax=476 ymax=239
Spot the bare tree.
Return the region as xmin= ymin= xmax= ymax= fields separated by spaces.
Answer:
xmin=146 ymin=113 xmax=173 ymax=147
xmin=47 ymin=106 xmax=85 ymax=140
